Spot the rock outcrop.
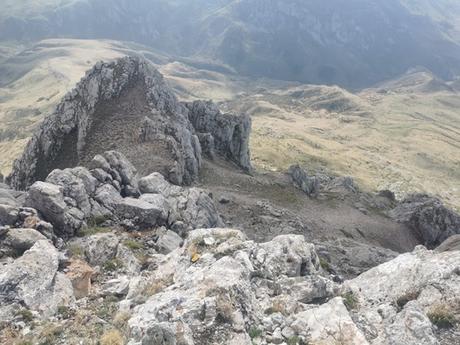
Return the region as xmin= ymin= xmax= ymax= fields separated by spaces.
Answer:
xmin=287 ymin=164 xmax=320 ymax=197
xmin=15 ymin=151 xmax=222 ymax=238
xmin=390 ymin=194 xmax=460 ymax=248
xmin=121 ymin=228 xmax=460 ymax=345
xmin=186 ymin=100 xmax=251 ymax=171
xmin=8 ymin=57 xmax=251 ymax=190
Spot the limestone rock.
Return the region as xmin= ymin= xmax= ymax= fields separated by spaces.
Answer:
xmin=1 ymin=228 xmax=47 ymax=256
xmin=291 ymin=297 xmax=369 ymax=345
xmin=83 ymin=233 xmax=120 ymax=266
xmin=25 ymin=181 xmax=83 ymax=237
xmin=0 ymin=240 xmax=74 ymax=320
xmin=344 ymin=246 xmax=460 ymax=345
xmin=435 ymin=234 xmax=460 ymax=252
xmin=116 ymin=197 xmax=167 ymax=229
xmin=155 ymin=229 xmax=184 ymax=254
xmin=139 ymin=172 xmax=223 ymax=230
xmin=186 ymin=100 xmax=251 ymax=172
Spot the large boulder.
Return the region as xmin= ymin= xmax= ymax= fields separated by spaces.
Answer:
xmin=0 ymin=240 xmax=74 ymax=321
xmin=116 ymin=197 xmax=168 ymax=229
xmin=25 ymin=181 xmax=84 ymax=237
xmin=0 ymin=228 xmax=47 ymax=256
xmin=390 ymin=194 xmax=460 ymax=248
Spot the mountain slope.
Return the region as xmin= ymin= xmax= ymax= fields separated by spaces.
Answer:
xmin=0 ymin=39 xmax=459 ymax=210
xmin=1 ymin=0 xmax=460 ymax=87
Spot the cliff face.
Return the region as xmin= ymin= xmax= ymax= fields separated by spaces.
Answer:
xmin=8 ymin=57 xmax=251 ymax=190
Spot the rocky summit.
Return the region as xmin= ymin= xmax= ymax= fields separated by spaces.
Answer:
xmin=0 ymin=58 xmax=460 ymax=345
xmin=8 ymin=56 xmax=251 ymax=190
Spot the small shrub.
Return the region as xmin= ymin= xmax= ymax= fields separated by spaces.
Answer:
xmin=113 ymin=312 xmax=131 ymax=334
xmin=100 ymin=329 xmax=124 ymax=345
xmin=427 ymin=304 xmax=456 ymax=329
xmin=16 ymin=309 xmax=33 ymax=322
xmin=287 ymin=336 xmax=300 ymax=345
xmin=57 ymin=306 xmax=74 ymax=319
xmin=342 ymin=291 xmax=359 ymax=311
xmin=123 ymin=240 xmax=144 ymax=251
xmin=319 ymin=257 xmax=330 ymax=271
xmin=103 ymin=258 xmax=124 ymax=272
xmin=248 ymin=326 xmax=263 ymax=339
xmin=96 ymin=296 xmax=119 ymax=321
xmin=142 ymin=275 xmax=174 ymax=297
xmin=38 ymin=323 xmax=63 ymax=345
xmin=396 ymin=290 xmax=419 ymax=309
xmin=68 ymin=244 xmax=84 ymax=258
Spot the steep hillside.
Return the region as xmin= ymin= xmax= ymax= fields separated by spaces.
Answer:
xmin=2 ymin=0 xmax=460 ymax=87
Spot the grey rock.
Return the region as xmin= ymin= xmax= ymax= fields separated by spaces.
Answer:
xmin=116 ymin=244 xmax=142 ymax=275
xmin=140 ymin=172 xmax=223 ymax=231
xmin=155 ymin=229 xmax=183 ymax=254
xmin=252 ymin=235 xmax=320 ymax=278
xmin=287 ymin=165 xmax=319 ymax=196
xmin=102 ymin=276 xmax=130 ymax=297
xmin=2 ymin=228 xmax=47 ymax=255
xmin=0 ymin=240 xmax=74 ymax=320
xmin=390 ymin=193 xmax=460 ymax=248
xmin=0 ymin=188 xmax=18 ymax=207
xmin=90 ymin=151 xmax=139 ymax=197
xmin=84 ymin=233 xmax=120 ymax=266
xmin=0 ymin=204 xmax=19 ymax=226
xmin=435 ymin=234 xmax=460 ymax=252
xmin=138 ymin=173 xmax=172 ymax=195
xmin=116 ymin=197 xmax=167 ymax=229
xmin=25 ymin=181 xmax=83 ymax=238
xmin=186 ymin=100 xmax=251 ymax=172
xmin=385 ymin=302 xmax=438 ymax=345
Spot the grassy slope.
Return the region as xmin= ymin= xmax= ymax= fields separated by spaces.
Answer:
xmin=0 ymin=39 xmax=458 ymax=211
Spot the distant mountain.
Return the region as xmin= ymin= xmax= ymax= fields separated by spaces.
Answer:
xmin=1 ymin=0 xmax=460 ymax=88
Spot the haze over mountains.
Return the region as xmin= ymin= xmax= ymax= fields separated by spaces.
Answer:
xmin=2 ymin=0 xmax=460 ymax=87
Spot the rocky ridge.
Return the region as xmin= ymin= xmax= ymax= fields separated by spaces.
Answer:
xmin=8 ymin=56 xmax=251 ymax=190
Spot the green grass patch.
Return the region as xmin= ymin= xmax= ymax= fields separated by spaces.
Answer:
xmin=342 ymin=291 xmax=359 ymax=311
xmin=248 ymin=326 xmax=263 ymax=339
xmin=103 ymin=258 xmax=124 ymax=272
xmin=123 ymin=239 xmax=144 ymax=251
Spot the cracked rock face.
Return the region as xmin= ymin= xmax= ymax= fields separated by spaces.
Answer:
xmin=390 ymin=194 xmax=460 ymax=248
xmin=0 ymin=240 xmax=74 ymax=321
xmin=8 ymin=57 xmax=251 ymax=190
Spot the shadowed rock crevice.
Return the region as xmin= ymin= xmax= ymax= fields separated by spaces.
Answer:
xmin=8 ymin=57 xmax=251 ymax=190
